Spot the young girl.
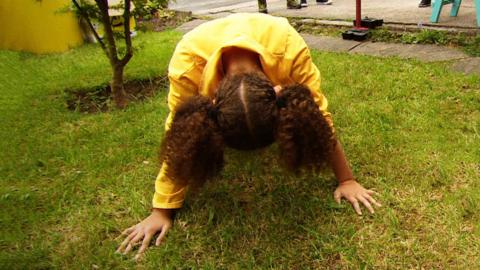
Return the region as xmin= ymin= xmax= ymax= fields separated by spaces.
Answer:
xmin=117 ymin=13 xmax=380 ymax=259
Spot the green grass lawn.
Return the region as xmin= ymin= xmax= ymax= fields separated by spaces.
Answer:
xmin=1 ymin=30 xmax=479 ymax=269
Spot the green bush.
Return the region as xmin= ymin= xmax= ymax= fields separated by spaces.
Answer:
xmin=133 ymin=0 xmax=169 ymax=20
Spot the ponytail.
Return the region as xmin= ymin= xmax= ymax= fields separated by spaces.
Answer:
xmin=276 ymin=84 xmax=336 ymax=172
xmin=160 ymin=96 xmax=224 ymax=188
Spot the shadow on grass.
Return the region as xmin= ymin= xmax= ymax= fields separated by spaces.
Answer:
xmin=159 ymin=148 xmax=355 ymax=268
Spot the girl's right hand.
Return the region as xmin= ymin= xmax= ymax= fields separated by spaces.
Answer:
xmin=117 ymin=208 xmax=174 ymax=260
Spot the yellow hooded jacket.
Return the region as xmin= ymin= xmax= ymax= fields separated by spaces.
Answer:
xmin=153 ymin=13 xmax=333 ymax=209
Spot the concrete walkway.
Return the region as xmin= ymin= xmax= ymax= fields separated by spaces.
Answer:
xmin=176 ymin=18 xmax=480 ymax=76
xmin=171 ymin=0 xmax=480 ymax=29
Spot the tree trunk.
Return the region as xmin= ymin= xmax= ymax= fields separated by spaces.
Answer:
xmin=111 ymin=64 xmax=128 ymax=109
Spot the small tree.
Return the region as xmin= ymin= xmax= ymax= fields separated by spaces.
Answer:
xmin=72 ymin=0 xmax=166 ymax=108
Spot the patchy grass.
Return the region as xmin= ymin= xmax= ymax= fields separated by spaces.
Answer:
xmin=1 ymin=30 xmax=479 ymax=269
xmin=294 ymin=22 xmax=350 ymax=38
xmin=293 ymin=21 xmax=480 ymax=57
xmin=370 ymin=28 xmax=480 ymax=56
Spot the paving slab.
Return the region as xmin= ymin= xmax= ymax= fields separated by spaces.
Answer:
xmin=451 ymin=57 xmax=480 ymax=76
xmin=301 ymin=34 xmax=360 ymax=52
xmin=269 ymin=0 xmax=479 ymax=29
xmin=350 ymin=41 xmax=469 ymax=62
xmin=176 ymin=19 xmax=209 ymax=33
xmin=171 ymin=0 xmax=480 ymax=29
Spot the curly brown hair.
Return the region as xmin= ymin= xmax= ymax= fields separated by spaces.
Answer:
xmin=276 ymin=84 xmax=336 ymax=172
xmin=159 ymin=96 xmax=224 ymax=187
xmin=160 ymin=72 xmax=336 ymax=187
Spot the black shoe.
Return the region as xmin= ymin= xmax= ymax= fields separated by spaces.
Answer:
xmin=316 ymin=0 xmax=332 ymax=5
xmin=418 ymin=0 xmax=431 ymax=7
xmin=287 ymin=3 xmax=302 ymax=9
xmin=259 ymin=9 xmax=268 ymax=13
xmin=300 ymin=0 xmax=308 ymax=7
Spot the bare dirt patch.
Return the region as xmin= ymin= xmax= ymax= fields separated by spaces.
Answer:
xmin=64 ymin=76 xmax=168 ymax=113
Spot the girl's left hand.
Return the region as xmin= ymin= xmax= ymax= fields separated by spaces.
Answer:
xmin=333 ymin=179 xmax=381 ymax=215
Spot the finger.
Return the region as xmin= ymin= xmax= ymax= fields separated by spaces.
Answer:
xmin=155 ymin=225 xmax=171 ymax=246
xmin=333 ymin=190 xmax=341 ymax=204
xmin=135 ymin=232 xmax=155 ymax=261
xmin=124 ymin=232 xmax=144 ymax=254
xmin=352 ymin=200 xmax=362 ymax=215
xmin=115 ymin=226 xmax=135 ymax=240
xmin=358 ymin=196 xmax=374 ymax=214
xmin=122 ymin=226 xmax=135 ymax=236
xmin=364 ymin=193 xmax=382 ymax=207
xmin=366 ymin=189 xmax=379 ymax=196
xmin=117 ymin=230 xmax=137 ymax=253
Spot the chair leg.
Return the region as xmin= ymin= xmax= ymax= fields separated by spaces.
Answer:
xmin=450 ymin=0 xmax=462 ymax=17
xmin=476 ymin=0 xmax=480 ymax=26
xmin=431 ymin=0 xmax=445 ymax=22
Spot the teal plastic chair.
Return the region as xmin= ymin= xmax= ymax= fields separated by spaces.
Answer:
xmin=430 ymin=0 xmax=480 ymax=26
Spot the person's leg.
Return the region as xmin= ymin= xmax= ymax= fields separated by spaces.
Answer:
xmin=287 ymin=0 xmax=302 ymax=9
xmin=258 ymin=0 xmax=268 ymax=13
xmin=418 ymin=0 xmax=431 ymax=8
xmin=316 ymin=0 xmax=333 ymax=5
xmin=300 ymin=0 xmax=308 ymax=7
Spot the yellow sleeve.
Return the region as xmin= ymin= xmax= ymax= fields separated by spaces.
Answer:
xmin=152 ymin=163 xmax=187 ymax=209
xmin=287 ymin=27 xmax=334 ymax=128
xmin=152 ymin=42 xmax=199 ymax=209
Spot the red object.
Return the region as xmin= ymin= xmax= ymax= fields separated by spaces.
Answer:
xmin=355 ymin=0 xmax=368 ymax=30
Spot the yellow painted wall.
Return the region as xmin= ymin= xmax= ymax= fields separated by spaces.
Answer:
xmin=0 ymin=0 xmax=84 ymax=54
